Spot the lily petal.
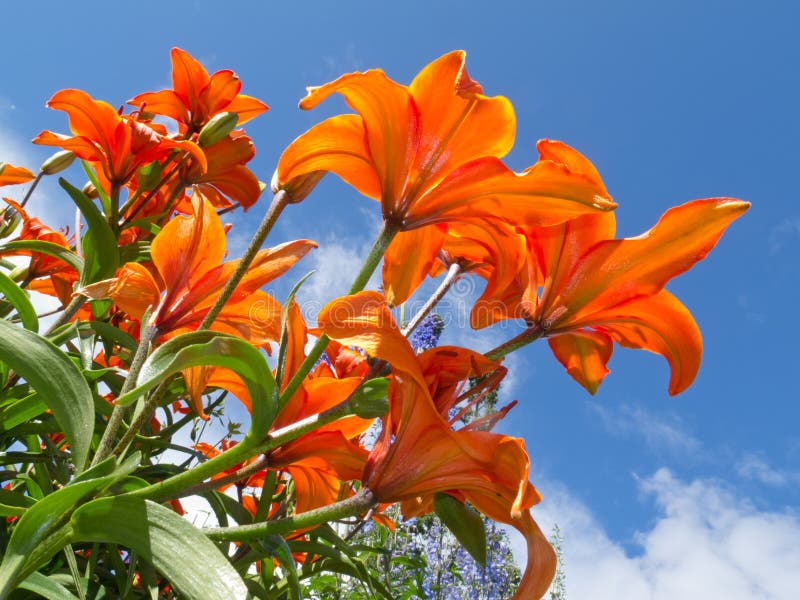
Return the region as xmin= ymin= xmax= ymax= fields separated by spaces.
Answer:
xmin=547 ymin=330 xmax=613 ymax=394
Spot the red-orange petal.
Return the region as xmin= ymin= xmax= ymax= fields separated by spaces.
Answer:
xmin=277 ymin=114 xmax=381 ymax=201
xmin=548 ymin=198 xmax=750 ymax=326
xmin=0 ymin=164 xmax=35 ymax=186
xmin=575 ymin=290 xmax=703 ymax=395
xmin=382 ymin=225 xmax=446 ymax=306
xmin=547 ymin=330 xmax=614 ymax=394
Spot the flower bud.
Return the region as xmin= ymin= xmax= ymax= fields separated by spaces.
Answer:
xmin=271 ymin=169 xmax=325 ymax=204
xmin=82 ymin=181 xmax=99 ymax=199
xmin=136 ymin=160 xmax=163 ymax=191
xmin=197 ymin=112 xmax=238 ymax=147
xmin=40 ymin=150 xmax=76 ymax=175
xmin=349 ymin=378 xmax=390 ymax=418
xmin=0 ymin=207 xmax=21 ymax=238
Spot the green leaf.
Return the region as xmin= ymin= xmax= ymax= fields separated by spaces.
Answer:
xmin=262 ymin=535 xmax=301 ymax=600
xmin=18 ymin=572 xmax=80 ymax=600
xmin=275 ymin=270 xmax=315 ymax=390
xmin=59 ymin=178 xmax=119 ymax=284
xmin=0 ymin=454 xmax=139 ymax=594
xmin=433 ymin=492 xmax=487 ymax=566
xmin=0 ymin=487 xmax=36 ymax=517
xmin=0 ymin=320 xmax=93 ymax=471
xmin=0 ymin=270 xmax=37 ymax=331
xmin=0 ymin=392 xmax=47 ymax=433
xmin=70 ymin=496 xmax=248 ymax=599
xmin=81 ymin=160 xmax=110 ymax=216
xmin=0 ymin=240 xmax=83 ymax=274
xmin=116 ymin=331 xmax=277 ymax=444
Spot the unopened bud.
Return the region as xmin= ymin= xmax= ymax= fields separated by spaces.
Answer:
xmin=349 ymin=378 xmax=390 ymax=419
xmin=136 ymin=160 xmax=163 ymax=191
xmin=271 ymin=169 xmax=325 ymax=204
xmin=82 ymin=181 xmax=99 ymax=199
xmin=40 ymin=151 xmax=76 ymax=175
xmin=197 ymin=112 xmax=238 ymax=147
xmin=0 ymin=207 xmax=21 ymax=238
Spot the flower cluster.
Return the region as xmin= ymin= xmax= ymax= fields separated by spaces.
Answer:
xmin=0 ymin=48 xmax=746 ymax=599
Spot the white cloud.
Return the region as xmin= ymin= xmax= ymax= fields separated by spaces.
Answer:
xmin=589 ymin=403 xmax=702 ymax=456
xmin=768 ymin=217 xmax=800 ymax=255
xmin=505 ymin=470 xmax=800 ymax=599
xmin=736 ymin=452 xmax=799 ymax=487
xmin=293 ymin=235 xmax=378 ymax=320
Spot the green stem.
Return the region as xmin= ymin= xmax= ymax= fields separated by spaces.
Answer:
xmin=44 ymin=294 xmax=87 ymax=336
xmin=204 ymin=488 xmax=375 ymax=542
xmin=136 ymin=397 xmax=355 ymax=503
xmin=199 ymin=190 xmax=290 ymax=331
xmin=278 ymin=221 xmax=398 ymax=408
xmin=91 ymin=325 xmax=160 ymax=466
xmin=485 ymin=324 xmax=544 ymax=361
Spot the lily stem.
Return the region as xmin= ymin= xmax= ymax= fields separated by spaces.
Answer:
xmin=278 ymin=220 xmax=399 ymax=409
xmin=401 ymin=262 xmax=461 ymax=337
xmin=204 ymin=488 xmax=376 ymax=542
xmin=44 ymin=294 xmax=87 ymax=336
xmin=19 ymin=172 xmax=44 ymax=208
xmin=91 ymin=324 xmax=160 ymax=466
xmin=198 ymin=190 xmax=289 ymax=331
xmin=485 ymin=324 xmax=544 ymax=361
xmin=141 ymin=396 xmax=356 ymax=503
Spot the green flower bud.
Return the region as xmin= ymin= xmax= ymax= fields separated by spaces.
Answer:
xmin=0 ymin=207 xmax=21 ymax=238
xmin=82 ymin=182 xmax=99 ymax=199
xmin=40 ymin=150 xmax=76 ymax=175
xmin=197 ymin=112 xmax=238 ymax=147
xmin=349 ymin=378 xmax=390 ymax=419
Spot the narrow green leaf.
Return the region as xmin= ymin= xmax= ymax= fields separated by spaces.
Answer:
xmin=0 ymin=392 xmax=47 ymax=432
xmin=0 ymin=270 xmax=38 ymax=331
xmin=0 ymin=320 xmax=93 ymax=470
xmin=0 ymin=240 xmax=83 ymax=274
xmin=81 ymin=161 xmax=110 ymax=216
xmin=433 ymin=493 xmax=487 ymax=566
xmin=18 ymin=572 xmax=80 ymax=600
xmin=59 ymin=178 xmax=119 ymax=284
xmin=263 ymin=535 xmax=301 ymax=600
xmin=275 ymin=270 xmax=315 ymax=390
xmin=116 ymin=331 xmax=277 ymax=444
xmin=70 ymin=496 xmax=248 ymax=599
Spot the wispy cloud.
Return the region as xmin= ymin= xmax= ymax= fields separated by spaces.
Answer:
xmin=768 ymin=216 xmax=800 ymax=255
xmin=736 ymin=452 xmax=799 ymax=487
xmin=589 ymin=403 xmax=702 ymax=456
xmin=506 ymin=470 xmax=800 ymax=599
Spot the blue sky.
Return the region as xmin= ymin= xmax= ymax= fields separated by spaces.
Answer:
xmin=2 ymin=1 xmax=798 ymax=597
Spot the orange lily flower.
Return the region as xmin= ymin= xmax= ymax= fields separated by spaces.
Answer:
xmin=128 ymin=48 xmax=268 ymax=135
xmin=319 ymin=291 xmax=555 ymax=599
xmin=82 ymin=191 xmax=315 ymax=343
xmin=33 ymin=89 xmax=206 ymax=189
xmin=485 ymin=198 xmax=750 ymax=394
xmin=382 ymin=140 xmax=607 ymax=305
xmin=0 ymin=164 xmax=35 ymax=187
xmin=275 ymin=51 xmax=614 ymax=229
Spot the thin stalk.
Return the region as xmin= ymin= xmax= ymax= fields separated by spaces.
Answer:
xmin=278 ymin=221 xmax=399 ymax=408
xmin=91 ymin=324 xmax=160 ymax=466
xmin=44 ymin=294 xmax=87 ymax=336
xmin=136 ymin=396 xmax=355 ymax=503
xmin=204 ymin=488 xmax=375 ymax=542
xmin=485 ymin=324 xmax=544 ymax=361
xmin=19 ymin=172 xmax=44 ymax=208
xmin=118 ymin=154 xmax=186 ymax=226
xmin=176 ymin=454 xmax=269 ymax=500
xmin=198 ymin=190 xmax=290 ymax=331
xmin=110 ymin=377 xmax=172 ymax=458
xmin=401 ymin=262 xmax=461 ymax=337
